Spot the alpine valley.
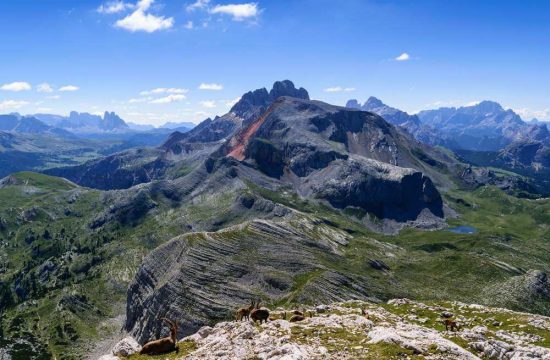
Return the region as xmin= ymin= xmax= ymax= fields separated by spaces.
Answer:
xmin=0 ymin=81 xmax=549 ymax=359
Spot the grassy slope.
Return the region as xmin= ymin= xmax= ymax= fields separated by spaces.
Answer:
xmin=0 ymin=172 xmax=548 ymax=359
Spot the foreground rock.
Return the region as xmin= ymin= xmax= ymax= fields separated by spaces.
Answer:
xmin=110 ymin=299 xmax=550 ymax=359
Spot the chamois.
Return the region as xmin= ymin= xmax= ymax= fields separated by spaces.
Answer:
xmin=235 ymin=300 xmax=255 ymax=321
xmin=250 ymin=300 xmax=270 ymax=324
xmin=361 ymin=308 xmax=369 ymax=319
xmin=289 ymin=314 xmax=305 ymax=322
xmin=140 ymin=318 xmax=179 ymax=355
xmin=442 ymin=318 xmax=460 ymax=331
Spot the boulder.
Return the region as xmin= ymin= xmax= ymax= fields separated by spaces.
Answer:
xmin=112 ymin=337 xmax=141 ymax=357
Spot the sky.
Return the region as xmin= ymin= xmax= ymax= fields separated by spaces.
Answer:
xmin=1 ymin=0 xmax=549 ymax=126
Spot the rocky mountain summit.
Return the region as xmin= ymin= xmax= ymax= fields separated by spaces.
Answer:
xmin=101 ymin=299 xmax=550 ymax=359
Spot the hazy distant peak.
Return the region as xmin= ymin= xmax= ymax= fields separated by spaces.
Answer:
xmin=364 ymin=96 xmax=385 ymax=109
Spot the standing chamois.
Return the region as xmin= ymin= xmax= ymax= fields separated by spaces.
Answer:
xmin=442 ymin=318 xmax=460 ymax=331
xmin=140 ymin=318 xmax=179 ymax=355
xmin=250 ymin=299 xmax=270 ymax=324
xmin=235 ymin=300 xmax=255 ymax=321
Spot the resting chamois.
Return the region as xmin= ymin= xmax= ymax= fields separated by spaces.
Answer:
xmin=250 ymin=300 xmax=270 ymax=324
xmin=235 ymin=300 xmax=255 ymax=321
xmin=140 ymin=318 xmax=179 ymax=355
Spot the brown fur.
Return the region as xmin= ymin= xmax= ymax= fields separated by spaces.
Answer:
xmin=289 ymin=315 xmax=305 ymax=322
xmin=250 ymin=300 xmax=270 ymax=324
xmin=442 ymin=318 xmax=459 ymax=331
xmin=140 ymin=318 xmax=179 ymax=355
xmin=235 ymin=300 xmax=255 ymax=321
xmin=361 ymin=308 xmax=369 ymax=319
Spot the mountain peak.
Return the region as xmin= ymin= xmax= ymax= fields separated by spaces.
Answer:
xmin=364 ymin=96 xmax=385 ymax=109
xmin=345 ymin=99 xmax=361 ymax=109
xmin=470 ymin=100 xmax=504 ymax=113
xmin=231 ymin=80 xmax=309 ymax=118
xmin=268 ymin=80 xmax=309 ymax=101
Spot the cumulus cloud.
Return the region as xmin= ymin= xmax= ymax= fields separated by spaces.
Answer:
xmin=184 ymin=21 xmax=194 ymax=29
xmin=198 ymin=83 xmax=223 ymax=90
xmin=97 ymin=1 xmax=134 ymax=14
xmin=1 ymin=81 xmax=31 ymax=92
xmin=210 ymin=3 xmax=259 ymax=21
xmin=323 ymin=86 xmax=355 ymax=93
xmin=37 ymin=83 xmax=54 ymax=93
xmin=186 ymin=0 xmax=210 ymax=12
xmin=115 ymin=0 xmax=173 ymax=32
xmin=0 ymin=100 xmax=29 ymax=110
xmin=200 ymin=100 xmax=216 ymax=108
xmin=149 ymin=94 xmax=186 ymax=104
xmin=129 ymin=97 xmax=152 ymax=103
xmin=514 ymin=108 xmax=550 ymax=121
xmin=46 ymin=95 xmax=61 ymax=100
xmin=465 ymin=100 xmax=481 ymax=107
xmin=59 ymin=85 xmax=79 ymax=92
xmin=395 ymin=52 xmax=410 ymax=61
xmin=140 ymin=87 xmax=188 ymax=96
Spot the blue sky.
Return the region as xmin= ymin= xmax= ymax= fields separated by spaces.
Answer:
xmin=1 ymin=0 xmax=549 ymax=125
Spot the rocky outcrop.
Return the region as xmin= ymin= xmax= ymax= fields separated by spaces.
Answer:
xmin=116 ymin=299 xmax=550 ymax=359
xmin=111 ymin=336 xmax=141 ymax=357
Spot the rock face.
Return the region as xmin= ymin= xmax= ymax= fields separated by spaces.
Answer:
xmin=120 ymin=299 xmax=550 ymax=359
xmin=498 ymin=140 xmax=550 ymax=169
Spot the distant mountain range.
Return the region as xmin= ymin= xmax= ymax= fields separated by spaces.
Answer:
xmin=0 ymin=111 xmax=196 ymax=178
xmin=347 ymin=97 xmax=549 ymax=152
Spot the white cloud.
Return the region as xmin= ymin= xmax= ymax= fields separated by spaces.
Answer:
xmin=115 ymin=9 xmax=173 ymax=32
xmin=97 ymin=1 xmax=134 ymax=14
xmin=115 ymin=0 xmax=173 ymax=32
xmin=514 ymin=108 xmax=550 ymax=121
xmin=198 ymin=83 xmax=223 ymax=90
xmin=465 ymin=100 xmax=481 ymax=107
xmin=136 ymin=0 xmax=154 ymax=11
xmin=0 ymin=100 xmax=29 ymax=110
xmin=149 ymin=94 xmax=186 ymax=104
xmin=46 ymin=95 xmax=61 ymax=100
xmin=323 ymin=86 xmax=355 ymax=93
xmin=200 ymin=100 xmax=216 ymax=108
xmin=186 ymin=0 xmax=210 ymax=12
xmin=395 ymin=52 xmax=410 ymax=61
xmin=184 ymin=21 xmax=194 ymax=29
xmin=36 ymin=83 xmax=54 ymax=93
xmin=129 ymin=97 xmax=152 ymax=103
xmin=1 ymin=81 xmax=31 ymax=92
xmin=224 ymin=97 xmax=241 ymax=107
xmin=210 ymin=3 xmax=259 ymax=21
xmin=59 ymin=85 xmax=79 ymax=92
xmin=140 ymin=87 xmax=189 ymax=96
xmin=36 ymin=107 xmax=53 ymax=113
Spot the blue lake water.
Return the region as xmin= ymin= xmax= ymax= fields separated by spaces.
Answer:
xmin=448 ymin=225 xmax=477 ymax=234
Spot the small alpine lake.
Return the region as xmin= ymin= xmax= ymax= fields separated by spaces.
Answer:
xmin=447 ymin=225 xmax=478 ymax=234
